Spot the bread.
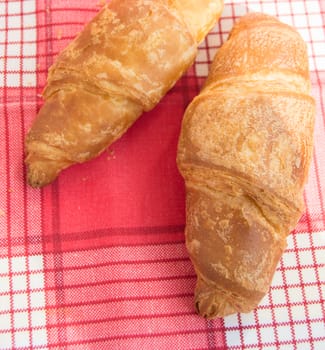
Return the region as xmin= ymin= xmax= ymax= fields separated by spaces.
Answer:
xmin=25 ymin=0 xmax=224 ymax=187
xmin=177 ymin=13 xmax=315 ymax=318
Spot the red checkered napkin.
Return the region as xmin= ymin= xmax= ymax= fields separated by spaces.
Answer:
xmin=0 ymin=1 xmax=324 ymax=349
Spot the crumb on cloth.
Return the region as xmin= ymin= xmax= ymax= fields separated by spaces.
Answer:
xmin=56 ymin=29 xmax=63 ymax=40
xmin=107 ymin=148 xmax=116 ymax=160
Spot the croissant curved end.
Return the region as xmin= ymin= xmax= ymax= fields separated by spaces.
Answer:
xmin=26 ymin=160 xmax=60 ymax=188
xmin=195 ymin=288 xmax=239 ymax=319
xmin=194 ymin=277 xmax=260 ymax=318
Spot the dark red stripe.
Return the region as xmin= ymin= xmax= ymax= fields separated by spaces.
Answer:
xmin=0 ymin=256 xmax=190 ymax=277
xmin=1 ymin=277 xmax=323 ymax=298
xmin=0 ymin=227 xmax=325 ymax=254
xmin=0 ymin=224 xmax=185 ymax=247
xmin=30 ymin=329 xmax=325 ymax=349
xmin=44 ymin=0 xmax=68 ymax=344
xmin=0 ymin=274 xmax=196 ymax=298
xmin=0 ymin=21 xmax=92 ymax=32
xmin=36 ymin=1 xmax=49 ymax=343
xmin=19 ymin=1 xmax=34 ymax=346
xmin=3 ymin=1 xmax=15 ymax=347
xmin=0 ymin=292 xmax=194 ymax=316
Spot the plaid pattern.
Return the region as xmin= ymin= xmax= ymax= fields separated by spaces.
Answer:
xmin=0 ymin=0 xmax=324 ymax=349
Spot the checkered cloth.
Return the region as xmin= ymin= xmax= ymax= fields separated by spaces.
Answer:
xmin=0 ymin=0 xmax=324 ymax=349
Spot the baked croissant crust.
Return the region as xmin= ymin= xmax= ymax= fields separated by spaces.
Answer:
xmin=25 ymin=0 xmax=223 ymax=187
xmin=177 ymin=13 xmax=315 ymax=318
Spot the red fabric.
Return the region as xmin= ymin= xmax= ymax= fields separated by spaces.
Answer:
xmin=0 ymin=1 xmax=324 ymax=349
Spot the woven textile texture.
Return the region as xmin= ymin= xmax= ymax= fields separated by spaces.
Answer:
xmin=0 ymin=0 xmax=324 ymax=349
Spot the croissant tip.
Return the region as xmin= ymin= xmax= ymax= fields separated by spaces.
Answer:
xmin=26 ymin=167 xmax=48 ymax=188
xmin=26 ymin=160 xmax=58 ymax=188
xmin=195 ymin=292 xmax=238 ymax=319
xmin=194 ymin=279 xmax=259 ymax=319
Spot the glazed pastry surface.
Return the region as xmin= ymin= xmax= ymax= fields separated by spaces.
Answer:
xmin=177 ymin=13 xmax=315 ymax=318
xmin=26 ymin=0 xmax=223 ymax=187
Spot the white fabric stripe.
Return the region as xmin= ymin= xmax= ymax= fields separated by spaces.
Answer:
xmin=0 ymin=254 xmax=48 ymax=349
xmin=196 ymin=1 xmax=324 ymax=78
xmin=0 ymin=0 xmax=37 ymax=87
xmin=224 ymin=230 xmax=325 ymax=348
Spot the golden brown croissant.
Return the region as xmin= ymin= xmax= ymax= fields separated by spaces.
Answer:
xmin=25 ymin=0 xmax=223 ymax=187
xmin=177 ymin=13 xmax=315 ymax=318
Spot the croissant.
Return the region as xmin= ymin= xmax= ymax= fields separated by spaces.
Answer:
xmin=177 ymin=13 xmax=315 ymax=318
xmin=25 ymin=0 xmax=224 ymax=187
